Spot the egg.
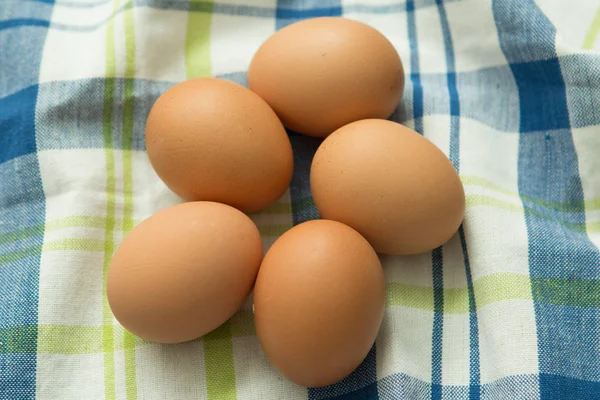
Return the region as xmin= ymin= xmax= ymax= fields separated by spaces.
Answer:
xmin=253 ymin=220 xmax=385 ymax=387
xmin=107 ymin=202 xmax=263 ymax=343
xmin=310 ymin=119 xmax=465 ymax=255
xmin=145 ymin=78 xmax=294 ymax=213
xmin=248 ymin=17 xmax=404 ymax=138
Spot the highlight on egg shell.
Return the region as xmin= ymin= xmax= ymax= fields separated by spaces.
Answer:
xmin=107 ymin=201 xmax=263 ymax=344
xmin=145 ymin=77 xmax=294 ymax=213
xmin=310 ymin=119 xmax=465 ymax=255
xmin=248 ymin=17 xmax=404 ymax=138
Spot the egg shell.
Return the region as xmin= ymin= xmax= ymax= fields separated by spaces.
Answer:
xmin=248 ymin=17 xmax=404 ymax=138
xmin=107 ymin=201 xmax=263 ymax=344
xmin=145 ymin=78 xmax=294 ymax=213
xmin=310 ymin=119 xmax=465 ymax=255
xmin=253 ymin=220 xmax=385 ymax=387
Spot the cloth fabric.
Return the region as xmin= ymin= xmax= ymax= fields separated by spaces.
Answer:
xmin=2 ymin=0 xmax=600 ymax=399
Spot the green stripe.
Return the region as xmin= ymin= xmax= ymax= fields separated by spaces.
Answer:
xmin=1 ymin=217 xmax=121 ymax=248
xmin=532 ymin=277 xmax=600 ymax=307
xmin=7 ymin=172 xmax=600 ymax=246
xmin=6 ymin=272 xmax=600 ymax=356
xmin=445 ymin=287 xmax=469 ymax=314
xmin=0 ymin=325 xmax=37 ymax=353
xmin=43 ymin=238 xmax=107 ymax=252
xmin=184 ymin=6 xmax=239 ymax=397
xmin=2 ymin=311 xmax=255 ymax=355
xmin=229 ymin=310 xmax=255 ymax=337
xmin=462 ymin=175 xmax=600 ymax=212
xmin=204 ymin=322 xmax=237 ymax=400
xmin=386 ymin=283 xmax=471 ymax=314
xmin=6 ymin=171 xmax=600 ymax=248
xmin=387 ymin=273 xmax=538 ymax=314
xmin=250 ymin=201 xmax=295 ymax=215
xmin=257 ymin=224 xmax=292 ymax=236
xmin=387 ymin=282 xmax=433 ymax=310
xmin=466 ymin=194 xmax=523 ymax=212
xmin=475 ymin=273 xmax=533 ymax=307
xmin=583 ymin=6 xmax=600 ymax=49
xmin=0 ymin=325 xmax=105 ymax=354
xmin=135 ymin=316 xmax=246 ymax=399
xmin=103 ymin=1 xmax=119 ymax=398
xmin=461 ymin=176 xmax=518 ymax=200
xmin=39 ymin=326 xmax=104 ymax=353
xmin=0 ymin=198 xmax=302 ymax=249
xmin=0 ymin=245 xmax=42 ymax=264
xmin=132 ymin=310 xmax=255 ymax=347
xmin=123 ymin=2 xmax=138 ymax=398
xmin=292 ymin=198 xmax=315 ymax=214
xmin=0 ymin=224 xmax=295 ymax=266
xmin=0 ymin=225 xmax=44 ymax=246
xmin=185 ymin=0 xmax=213 ymax=79
xmin=1 ymin=209 xmax=295 ymax=248
xmin=47 ymin=216 xmax=124 ymax=231
xmin=465 ymin=194 xmax=600 ymax=233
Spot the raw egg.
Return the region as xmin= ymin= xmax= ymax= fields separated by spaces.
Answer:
xmin=145 ymin=78 xmax=293 ymax=213
xmin=107 ymin=202 xmax=263 ymax=343
xmin=253 ymin=220 xmax=385 ymax=387
xmin=310 ymin=119 xmax=465 ymax=255
xmin=248 ymin=17 xmax=404 ymax=138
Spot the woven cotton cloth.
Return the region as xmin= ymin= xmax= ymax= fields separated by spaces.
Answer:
xmin=2 ymin=0 xmax=600 ymax=399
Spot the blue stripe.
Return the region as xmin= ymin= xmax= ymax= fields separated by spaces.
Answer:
xmin=276 ymin=1 xmax=342 ymax=29
xmin=329 ymin=382 xmax=378 ymax=400
xmin=31 ymin=0 xmax=85 ymax=5
xmin=430 ymin=247 xmax=444 ymax=400
xmin=436 ymin=1 xmax=456 ymax=73
xmin=435 ymin=0 xmax=481 ymax=397
xmin=511 ymin=58 xmax=571 ymax=132
xmin=406 ymin=2 xmax=443 ymax=398
xmin=276 ymin=7 xmax=342 ymax=19
xmin=26 ymin=0 xmax=108 ymax=6
xmin=4 ymin=3 xmax=338 ymax=33
xmin=25 ymin=0 xmax=460 ymax=12
xmin=406 ymin=0 xmax=424 ymax=135
xmin=460 ymin=227 xmax=481 ymax=399
xmin=0 ymin=18 xmax=49 ymax=31
xmin=287 ymin=132 xmax=321 ymax=225
xmin=0 ymin=354 xmax=39 ymax=399
xmin=8 ymin=0 xmax=467 ymax=32
xmin=539 ymin=374 xmax=600 ymax=400
xmin=0 ymin=86 xmax=39 ymax=163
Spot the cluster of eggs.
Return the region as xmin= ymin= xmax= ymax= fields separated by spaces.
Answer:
xmin=107 ymin=17 xmax=464 ymax=388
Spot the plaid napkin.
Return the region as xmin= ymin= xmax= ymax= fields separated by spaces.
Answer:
xmin=2 ymin=0 xmax=600 ymax=399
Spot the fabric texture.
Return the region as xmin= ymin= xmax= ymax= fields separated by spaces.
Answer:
xmin=2 ymin=0 xmax=600 ymax=399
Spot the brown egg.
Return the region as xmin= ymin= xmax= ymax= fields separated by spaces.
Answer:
xmin=311 ymin=119 xmax=465 ymax=255
xmin=248 ymin=17 xmax=404 ymax=138
xmin=253 ymin=220 xmax=385 ymax=387
xmin=145 ymin=78 xmax=293 ymax=213
xmin=107 ymin=202 xmax=263 ymax=343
